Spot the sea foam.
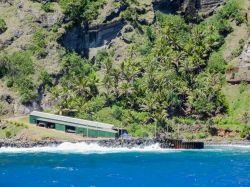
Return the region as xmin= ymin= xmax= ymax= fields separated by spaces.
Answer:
xmin=0 ymin=142 xmax=175 ymax=154
xmin=0 ymin=142 xmax=250 ymax=154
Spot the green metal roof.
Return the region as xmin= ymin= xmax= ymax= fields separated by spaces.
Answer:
xmin=30 ymin=111 xmax=116 ymax=133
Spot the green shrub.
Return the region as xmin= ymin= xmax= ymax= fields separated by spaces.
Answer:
xmin=16 ymin=76 xmax=36 ymax=104
xmin=0 ymin=102 xmax=8 ymax=116
xmin=208 ymin=52 xmax=227 ymax=73
xmin=39 ymin=70 xmax=52 ymax=86
xmin=82 ymin=96 xmax=106 ymax=115
xmin=232 ymin=39 xmax=245 ymax=58
xmin=216 ymin=0 xmax=246 ymax=25
xmin=0 ymin=51 xmax=34 ymax=80
xmin=62 ymin=52 xmax=92 ymax=78
xmin=240 ymin=125 xmax=250 ymax=138
xmin=197 ymin=133 xmax=207 ymax=139
xmin=239 ymin=81 xmax=247 ymax=94
xmin=235 ymin=14 xmax=245 ymax=25
xmin=185 ymin=133 xmax=195 ymax=140
xmin=121 ymin=5 xmax=142 ymax=30
xmin=0 ymin=121 xmax=28 ymax=139
xmin=5 ymin=130 xmax=11 ymax=138
xmin=6 ymin=78 xmax=14 ymax=88
xmin=241 ymin=112 xmax=250 ymax=125
xmin=31 ymin=29 xmax=48 ymax=58
xmin=0 ymin=52 xmax=36 ymax=104
xmin=0 ymin=55 xmax=9 ymax=78
xmin=0 ymin=18 xmax=7 ymax=33
xmin=146 ymin=26 xmax=155 ymax=42
xmin=216 ymin=19 xmax=233 ymax=36
xmin=173 ymin=117 xmax=198 ymax=125
xmin=20 ymin=89 xmax=37 ymax=104
xmin=112 ymin=106 xmax=123 ymax=121
xmin=59 ymin=0 xmax=105 ymax=22
xmin=13 ymin=121 xmax=28 ymax=128
xmin=90 ymin=107 xmax=122 ymax=126
xmin=52 ymin=24 xmax=60 ymax=33
xmin=41 ymin=2 xmax=53 ymax=12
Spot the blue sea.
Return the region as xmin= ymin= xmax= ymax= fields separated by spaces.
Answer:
xmin=0 ymin=142 xmax=250 ymax=187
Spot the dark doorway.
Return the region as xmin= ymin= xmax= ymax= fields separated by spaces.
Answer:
xmin=66 ymin=126 xmax=76 ymax=133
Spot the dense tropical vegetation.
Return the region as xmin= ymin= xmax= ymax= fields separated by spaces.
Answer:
xmin=47 ymin=0 xmax=246 ymax=136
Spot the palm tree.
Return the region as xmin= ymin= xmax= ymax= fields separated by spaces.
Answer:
xmin=120 ymin=82 xmax=133 ymax=101
xmin=75 ymin=77 xmax=91 ymax=98
xmin=110 ymin=68 xmax=121 ymax=98
xmin=87 ymin=72 xmax=99 ymax=96
xmin=103 ymin=74 xmax=113 ymax=96
xmin=120 ymin=59 xmax=139 ymax=84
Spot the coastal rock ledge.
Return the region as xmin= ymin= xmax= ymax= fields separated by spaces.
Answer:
xmin=0 ymin=139 xmax=158 ymax=148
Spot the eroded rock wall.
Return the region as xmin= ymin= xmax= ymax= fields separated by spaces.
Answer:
xmin=153 ymin=0 xmax=183 ymax=13
xmin=153 ymin=0 xmax=224 ymax=13
xmin=61 ymin=21 xmax=124 ymax=57
xmin=200 ymin=0 xmax=224 ymax=12
xmin=61 ymin=0 xmax=224 ymax=58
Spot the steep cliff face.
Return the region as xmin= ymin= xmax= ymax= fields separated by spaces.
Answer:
xmin=200 ymin=0 xmax=224 ymax=12
xmin=0 ymin=0 xmax=64 ymax=115
xmin=154 ymin=0 xmax=224 ymax=12
xmin=153 ymin=0 xmax=183 ymax=13
xmin=60 ymin=0 xmax=225 ymax=58
xmin=61 ymin=21 xmax=124 ymax=58
xmin=226 ymin=41 xmax=250 ymax=84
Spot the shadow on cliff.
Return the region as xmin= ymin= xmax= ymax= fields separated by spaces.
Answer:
xmin=60 ymin=21 xmax=124 ymax=58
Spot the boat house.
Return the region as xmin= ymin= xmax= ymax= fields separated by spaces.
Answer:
xmin=29 ymin=111 xmax=118 ymax=138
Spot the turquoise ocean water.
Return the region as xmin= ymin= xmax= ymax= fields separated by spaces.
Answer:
xmin=0 ymin=143 xmax=250 ymax=187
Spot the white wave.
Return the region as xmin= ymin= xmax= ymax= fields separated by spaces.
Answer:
xmin=201 ymin=144 xmax=250 ymax=153
xmin=54 ymin=166 xmax=77 ymax=171
xmin=0 ymin=142 xmax=178 ymax=154
xmin=1 ymin=142 xmax=250 ymax=154
xmin=207 ymin=144 xmax=250 ymax=148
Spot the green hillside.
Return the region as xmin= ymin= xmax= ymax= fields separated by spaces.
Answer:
xmin=0 ymin=0 xmax=249 ymax=139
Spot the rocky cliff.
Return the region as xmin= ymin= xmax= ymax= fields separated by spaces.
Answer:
xmin=61 ymin=0 xmax=225 ymax=58
xmin=200 ymin=0 xmax=224 ymax=12
xmin=61 ymin=20 xmax=124 ymax=58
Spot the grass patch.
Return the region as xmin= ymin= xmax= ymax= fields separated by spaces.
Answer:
xmin=0 ymin=18 xmax=7 ymax=33
xmin=0 ymin=120 xmax=28 ymax=139
xmin=6 ymin=116 xmax=85 ymax=141
xmin=215 ymin=84 xmax=250 ymax=130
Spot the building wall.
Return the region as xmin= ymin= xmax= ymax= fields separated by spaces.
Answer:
xmin=29 ymin=115 xmax=117 ymax=138
xmin=29 ymin=115 xmax=37 ymax=124
xmin=76 ymin=127 xmax=87 ymax=136
xmin=76 ymin=126 xmax=117 ymax=138
xmin=55 ymin=124 xmax=66 ymax=132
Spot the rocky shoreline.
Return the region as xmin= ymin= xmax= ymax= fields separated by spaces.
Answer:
xmin=0 ymin=138 xmax=158 ymax=148
xmin=0 ymin=139 xmax=65 ymax=148
xmin=0 ymin=138 xmax=249 ymax=149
